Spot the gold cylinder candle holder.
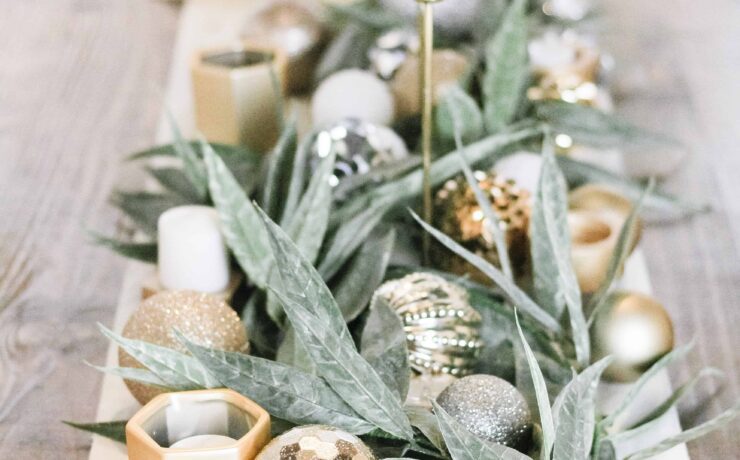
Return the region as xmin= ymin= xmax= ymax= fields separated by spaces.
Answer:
xmin=126 ymin=389 xmax=271 ymax=460
xmin=191 ymin=45 xmax=287 ymax=153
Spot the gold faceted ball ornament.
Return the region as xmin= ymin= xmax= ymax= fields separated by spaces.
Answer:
xmin=391 ymin=49 xmax=470 ymax=118
xmin=591 ymin=291 xmax=674 ymax=382
xmin=374 ymin=273 xmax=483 ymax=376
xmin=433 ymin=170 xmax=531 ymax=282
xmin=119 ymin=291 xmax=248 ymax=404
xmin=242 ymin=1 xmax=325 ymax=94
xmin=256 ymin=425 xmax=376 ymax=460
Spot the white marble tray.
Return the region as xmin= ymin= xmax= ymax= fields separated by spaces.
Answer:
xmin=89 ymin=1 xmax=689 ymax=458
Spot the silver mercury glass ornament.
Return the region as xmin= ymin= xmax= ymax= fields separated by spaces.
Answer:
xmin=311 ymin=118 xmax=409 ymax=191
xmin=373 ymin=273 xmax=483 ymax=375
xmin=368 ymin=27 xmax=420 ymax=80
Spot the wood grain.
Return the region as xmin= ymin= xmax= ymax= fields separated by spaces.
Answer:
xmin=0 ymin=0 xmax=738 ymax=458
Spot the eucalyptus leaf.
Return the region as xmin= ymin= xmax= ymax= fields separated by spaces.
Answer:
xmin=146 ymin=166 xmax=205 ymax=202
xmin=327 ymin=2 xmax=403 ymax=30
xmin=595 ymin=439 xmax=617 ymax=460
xmin=181 ymin=336 xmax=376 ymax=434
xmin=258 ymin=209 xmax=414 ymax=440
xmin=99 ymin=324 xmax=219 ymax=390
xmin=531 ymin=138 xmax=589 ymax=366
xmin=90 ymin=364 xmax=169 ymax=389
xmin=334 ymin=157 xmax=422 ymax=201
xmin=482 ymin=0 xmax=528 ymax=133
xmin=262 ymin=119 xmax=298 ymax=220
xmin=557 ymin=156 xmax=708 ymax=219
xmin=89 ymin=232 xmax=157 ymax=263
xmin=405 ymin=406 xmax=447 ymax=454
xmin=514 ymin=314 xmax=555 ymax=460
xmin=275 ymin=327 xmax=318 ymax=375
xmin=128 ymin=141 xmax=255 ymax=163
xmin=625 ymin=401 xmax=740 ymax=460
xmin=535 ymin=101 xmax=678 ymax=148
xmin=551 ymin=357 xmax=612 ymax=460
xmin=361 ymin=296 xmax=410 ymax=401
xmin=314 ymin=23 xmax=377 ymax=87
xmin=168 ymin=114 xmax=207 ymax=199
xmin=411 ymin=210 xmax=561 ymax=333
xmin=203 ymin=143 xmax=272 ymax=288
xmin=432 ymin=400 xmax=531 ymax=460
xmin=437 ymin=85 xmax=484 ymax=144
xmin=63 ymin=420 xmax=127 ymax=444
xmin=110 ymin=191 xmax=189 ymax=236
xmin=333 ymin=229 xmax=396 ymax=322
xmin=283 ymin=131 xmax=316 ymax=219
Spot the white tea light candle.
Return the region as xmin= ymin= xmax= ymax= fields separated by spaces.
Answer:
xmin=158 ymin=205 xmax=230 ymax=293
xmin=170 ymin=435 xmax=237 ymax=449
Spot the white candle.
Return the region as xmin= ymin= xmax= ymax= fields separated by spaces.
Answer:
xmin=170 ymin=434 xmax=237 ymax=449
xmin=158 ymin=205 xmax=230 ymax=293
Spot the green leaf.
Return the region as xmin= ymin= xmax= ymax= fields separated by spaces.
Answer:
xmin=109 ymin=191 xmax=189 ymax=236
xmin=168 ymin=114 xmax=208 ymax=200
xmin=258 ymin=209 xmax=414 ymax=440
xmin=99 ymin=324 xmax=219 ymax=390
xmin=437 ymin=85 xmax=484 ymax=144
xmin=432 ymin=400 xmax=531 ymax=460
xmin=535 ymin=101 xmax=679 ymax=148
xmin=181 ymin=336 xmax=376 ymax=434
xmin=262 ymin=119 xmax=298 ymax=220
xmin=514 ymin=314 xmax=555 ymax=460
xmin=530 ymin=138 xmax=589 ymax=366
xmin=482 ymin=0 xmax=528 ymax=133
xmin=600 ymin=341 xmax=695 ymax=429
xmin=405 ymin=406 xmax=447 ymax=454
xmin=63 ymin=420 xmax=127 ymax=444
xmin=275 ymin=327 xmax=317 ymax=374
xmin=89 ymin=364 xmax=169 ymax=389
xmin=411 ymin=210 xmax=561 ymax=333
xmin=625 ymin=401 xmax=740 ymax=460
xmin=361 ymin=296 xmax=410 ymax=401
xmin=202 ymin=142 xmax=272 ymax=288
xmin=551 ymin=357 xmax=612 ymax=460
xmin=587 ymin=180 xmax=653 ymax=324
xmin=557 ymin=156 xmax=708 ymax=219
xmin=332 ymin=126 xmax=545 ymax=226
xmin=89 ymin=232 xmax=156 ymax=263
xmin=146 ymin=166 xmax=205 ymax=202
xmin=282 ymin=131 xmax=315 ymax=219
xmin=333 ymin=229 xmax=396 ymax=322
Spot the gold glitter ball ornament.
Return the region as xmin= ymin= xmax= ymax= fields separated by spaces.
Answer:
xmin=374 ymin=273 xmax=482 ymax=376
xmin=433 ymin=170 xmax=531 ymax=282
xmin=437 ymin=374 xmax=532 ymax=450
xmin=256 ymin=425 xmax=376 ymax=460
xmin=119 ymin=290 xmax=248 ymax=404
xmin=591 ymin=291 xmax=674 ymax=382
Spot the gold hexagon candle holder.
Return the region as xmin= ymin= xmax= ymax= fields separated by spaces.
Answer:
xmin=126 ymin=389 xmax=271 ymax=460
xmin=191 ymin=44 xmax=287 ymax=153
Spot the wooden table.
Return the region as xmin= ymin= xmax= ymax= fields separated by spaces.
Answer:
xmin=0 ymin=0 xmax=737 ymax=458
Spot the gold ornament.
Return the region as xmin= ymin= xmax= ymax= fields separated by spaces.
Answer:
xmin=391 ymin=49 xmax=469 ymax=118
xmin=591 ymin=291 xmax=674 ymax=382
xmin=568 ymin=209 xmax=625 ymax=294
xmin=374 ymin=273 xmax=483 ymax=376
xmin=432 ymin=170 xmax=531 ymax=282
xmin=119 ymin=291 xmax=248 ymax=404
xmin=569 ymin=183 xmax=635 ymax=219
xmin=242 ymin=1 xmax=325 ymax=94
xmin=256 ymin=425 xmax=376 ymax=460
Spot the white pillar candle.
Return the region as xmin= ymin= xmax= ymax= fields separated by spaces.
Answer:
xmin=158 ymin=205 xmax=230 ymax=293
xmin=170 ymin=434 xmax=237 ymax=449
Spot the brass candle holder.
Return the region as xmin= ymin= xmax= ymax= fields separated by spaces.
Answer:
xmin=126 ymin=389 xmax=271 ymax=460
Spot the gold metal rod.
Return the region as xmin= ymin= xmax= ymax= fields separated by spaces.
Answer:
xmin=419 ymin=0 xmax=434 ymax=264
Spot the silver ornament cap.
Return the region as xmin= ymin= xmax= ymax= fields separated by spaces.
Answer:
xmin=437 ymin=374 xmax=532 ymax=450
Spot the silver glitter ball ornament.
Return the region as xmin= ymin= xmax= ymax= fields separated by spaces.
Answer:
xmin=368 ymin=27 xmax=419 ymax=80
xmin=311 ymin=118 xmax=408 ymax=190
xmin=437 ymin=374 xmax=532 ymax=450
xmin=374 ymin=273 xmax=483 ymax=376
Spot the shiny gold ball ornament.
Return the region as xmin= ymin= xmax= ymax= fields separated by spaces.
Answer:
xmin=119 ymin=291 xmax=248 ymax=404
xmin=374 ymin=273 xmax=483 ymax=376
xmin=433 ymin=170 xmax=531 ymax=281
xmin=591 ymin=291 xmax=675 ymax=382
xmin=391 ymin=49 xmax=469 ymax=118
xmin=242 ymin=1 xmax=325 ymax=93
xmin=436 ymin=374 xmax=532 ymax=450
xmin=256 ymin=425 xmax=376 ymax=460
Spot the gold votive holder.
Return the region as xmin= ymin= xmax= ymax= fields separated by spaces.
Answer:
xmin=126 ymin=389 xmax=271 ymax=460
xmin=192 ymin=45 xmax=287 ymax=153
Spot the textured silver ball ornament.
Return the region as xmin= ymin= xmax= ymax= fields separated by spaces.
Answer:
xmin=310 ymin=118 xmax=408 ymax=193
xmin=436 ymin=374 xmax=532 ymax=450
xmin=373 ymin=273 xmax=483 ymax=376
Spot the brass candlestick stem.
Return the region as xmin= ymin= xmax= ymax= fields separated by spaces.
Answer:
xmin=417 ymin=0 xmax=437 ymax=264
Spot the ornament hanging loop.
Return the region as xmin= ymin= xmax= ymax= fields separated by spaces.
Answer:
xmin=416 ymin=0 xmax=441 ymax=263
